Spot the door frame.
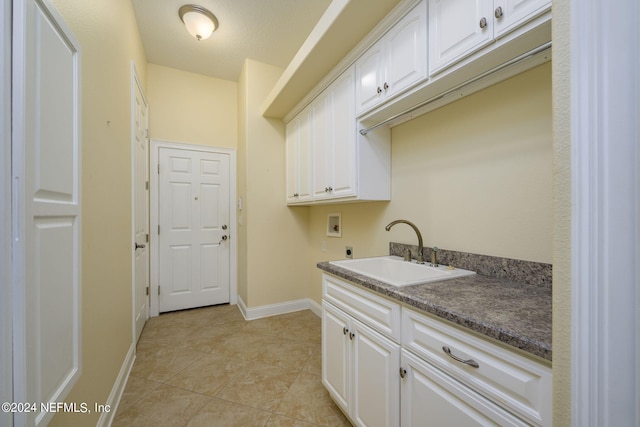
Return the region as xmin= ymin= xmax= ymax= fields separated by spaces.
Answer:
xmin=149 ymin=140 xmax=237 ymax=317
xmin=1 ymin=0 xmax=13 ymax=425
xmin=130 ymin=62 xmax=148 ymax=341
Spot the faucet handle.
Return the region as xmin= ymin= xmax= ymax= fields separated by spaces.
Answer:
xmin=430 ymin=247 xmax=439 ymax=267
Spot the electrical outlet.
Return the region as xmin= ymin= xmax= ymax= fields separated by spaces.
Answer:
xmin=345 ymin=246 xmax=353 ymax=259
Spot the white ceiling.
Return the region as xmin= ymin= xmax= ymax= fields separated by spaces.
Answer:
xmin=131 ymin=0 xmax=332 ymax=82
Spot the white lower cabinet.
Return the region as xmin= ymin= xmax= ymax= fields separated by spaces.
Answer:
xmin=321 ymin=273 xmax=552 ymax=427
xmin=322 ymin=301 xmax=401 ymax=427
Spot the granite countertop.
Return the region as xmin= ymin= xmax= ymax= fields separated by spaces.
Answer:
xmin=317 ymin=260 xmax=552 ymax=362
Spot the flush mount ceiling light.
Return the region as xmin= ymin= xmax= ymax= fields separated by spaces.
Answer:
xmin=179 ymin=4 xmax=218 ymax=41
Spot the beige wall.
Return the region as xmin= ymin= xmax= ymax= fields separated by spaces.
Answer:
xmin=237 ymin=59 xmax=311 ymax=307
xmin=49 ymin=0 xmax=147 ymax=425
xmin=551 ymin=0 xmax=572 ymax=424
xmin=308 ymin=63 xmax=553 ymax=303
xmin=147 ymin=63 xmax=237 ymax=148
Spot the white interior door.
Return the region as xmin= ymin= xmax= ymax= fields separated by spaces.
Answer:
xmin=158 ymin=147 xmax=230 ymax=312
xmin=12 ymin=0 xmax=82 ymax=425
xmin=132 ymin=68 xmax=149 ymax=342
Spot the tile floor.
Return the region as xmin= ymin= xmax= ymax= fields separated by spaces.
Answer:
xmin=113 ymin=304 xmax=352 ymax=426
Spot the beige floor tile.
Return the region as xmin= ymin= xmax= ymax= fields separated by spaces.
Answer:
xmin=131 ymin=344 xmax=207 ymax=382
xmin=265 ymin=414 xmax=320 ymax=427
xmin=276 ymin=372 xmax=351 ymax=426
xmin=116 ymin=375 xmax=163 ymax=413
xmin=186 ymin=397 xmax=272 ymax=427
xmin=301 ymin=348 xmax=322 ymax=376
xmin=243 ymin=311 xmax=321 ymax=344
xmin=165 ymin=353 xmax=249 ymax=396
xmin=253 ymin=336 xmax=315 ymax=372
xmin=215 ymin=364 xmax=298 ymax=412
xmin=112 ymin=384 xmax=211 ymax=427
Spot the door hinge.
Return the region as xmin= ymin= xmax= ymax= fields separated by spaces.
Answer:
xmin=157 ymin=164 xmax=160 ymax=174
xmin=145 ymin=181 xmax=149 ymax=190
xmin=145 ymin=129 xmax=149 ymax=139
xmin=145 ymin=286 xmax=149 ymax=296
xmin=158 ymin=286 xmax=160 ymax=296
xmin=158 ymin=225 xmax=160 ymax=235
xmin=145 ymin=233 xmax=149 ymax=243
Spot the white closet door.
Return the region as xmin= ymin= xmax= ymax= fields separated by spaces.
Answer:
xmin=12 ymin=0 xmax=82 ymax=426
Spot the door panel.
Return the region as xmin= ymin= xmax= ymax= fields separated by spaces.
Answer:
xmin=159 ymin=147 xmax=230 ymax=312
xmin=133 ymin=69 xmax=149 ymax=342
xmin=14 ymin=0 xmax=82 ymax=425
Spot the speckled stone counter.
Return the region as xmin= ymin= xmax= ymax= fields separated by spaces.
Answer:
xmin=317 ymin=253 xmax=552 ymax=362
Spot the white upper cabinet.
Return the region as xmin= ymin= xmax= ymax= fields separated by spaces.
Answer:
xmin=286 ymin=66 xmax=391 ymax=206
xmin=355 ymin=0 xmax=427 ymax=116
xmin=285 ymin=108 xmax=312 ymax=204
xmin=429 ymin=0 xmax=550 ymax=75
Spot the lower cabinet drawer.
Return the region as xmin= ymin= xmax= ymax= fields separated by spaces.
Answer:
xmin=323 ymin=273 xmax=401 ymax=341
xmin=401 ymin=349 xmax=529 ymax=426
xmin=402 ymin=308 xmax=551 ymax=426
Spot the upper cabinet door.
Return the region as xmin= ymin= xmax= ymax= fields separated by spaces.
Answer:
xmin=493 ymin=0 xmax=551 ymax=37
xmin=285 ymin=108 xmax=312 ymax=204
xmin=385 ymin=0 xmax=427 ymax=99
xmin=355 ymin=0 xmax=427 ymax=116
xmin=428 ymin=0 xmax=493 ymax=75
xmin=327 ymin=68 xmax=357 ymax=199
xmin=355 ymin=41 xmax=385 ymax=115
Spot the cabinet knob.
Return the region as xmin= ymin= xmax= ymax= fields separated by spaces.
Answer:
xmin=399 ymin=367 xmax=407 ymax=379
xmin=494 ymin=6 xmax=503 ymax=19
xmin=377 ymin=86 xmax=382 ymax=94
xmin=325 ymin=187 xmax=333 ymax=193
xmin=293 ymin=193 xmax=299 ymax=197
xmin=349 ymin=332 xmax=355 ymax=340
xmin=383 ymin=82 xmax=389 ymax=90
xmin=343 ymin=327 xmax=348 ymax=335
xmin=479 ymin=17 xmax=487 ymax=29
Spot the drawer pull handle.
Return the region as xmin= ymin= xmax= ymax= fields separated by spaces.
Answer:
xmin=442 ymin=346 xmax=480 ymax=368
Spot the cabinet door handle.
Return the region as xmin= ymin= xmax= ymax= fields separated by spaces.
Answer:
xmin=399 ymin=367 xmax=407 ymax=379
xmin=479 ymin=17 xmax=488 ymax=29
xmin=383 ymin=82 xmax=389 ymax=90
xmin=349 ymin=332 xmax=355 ymax=340
xmin=494 ymin=6 xmax=503 ymax=19
xmin=377 ymin=86 xmax=382 ymax=94
xmin=343 ymin=327 xmax=349 ymax=335
xmin=442 ymin=346 xmax=480 ymax=368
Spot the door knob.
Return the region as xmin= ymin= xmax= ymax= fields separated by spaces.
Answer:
xmin=135 ymin=242 xmax=146 ymax=250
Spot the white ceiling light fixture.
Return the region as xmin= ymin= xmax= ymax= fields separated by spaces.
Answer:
xmin=179 ymin=4 xmax=218 ymax=41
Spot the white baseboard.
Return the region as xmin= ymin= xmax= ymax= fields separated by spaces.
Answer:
xmin=237 ymin=295 xmax=321 ymax=320
xmin=98 ymin=343 xmax=135 ymax=427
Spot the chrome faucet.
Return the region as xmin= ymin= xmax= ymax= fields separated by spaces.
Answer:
xmin=385 ymin=219 xmax=424 ymax=264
